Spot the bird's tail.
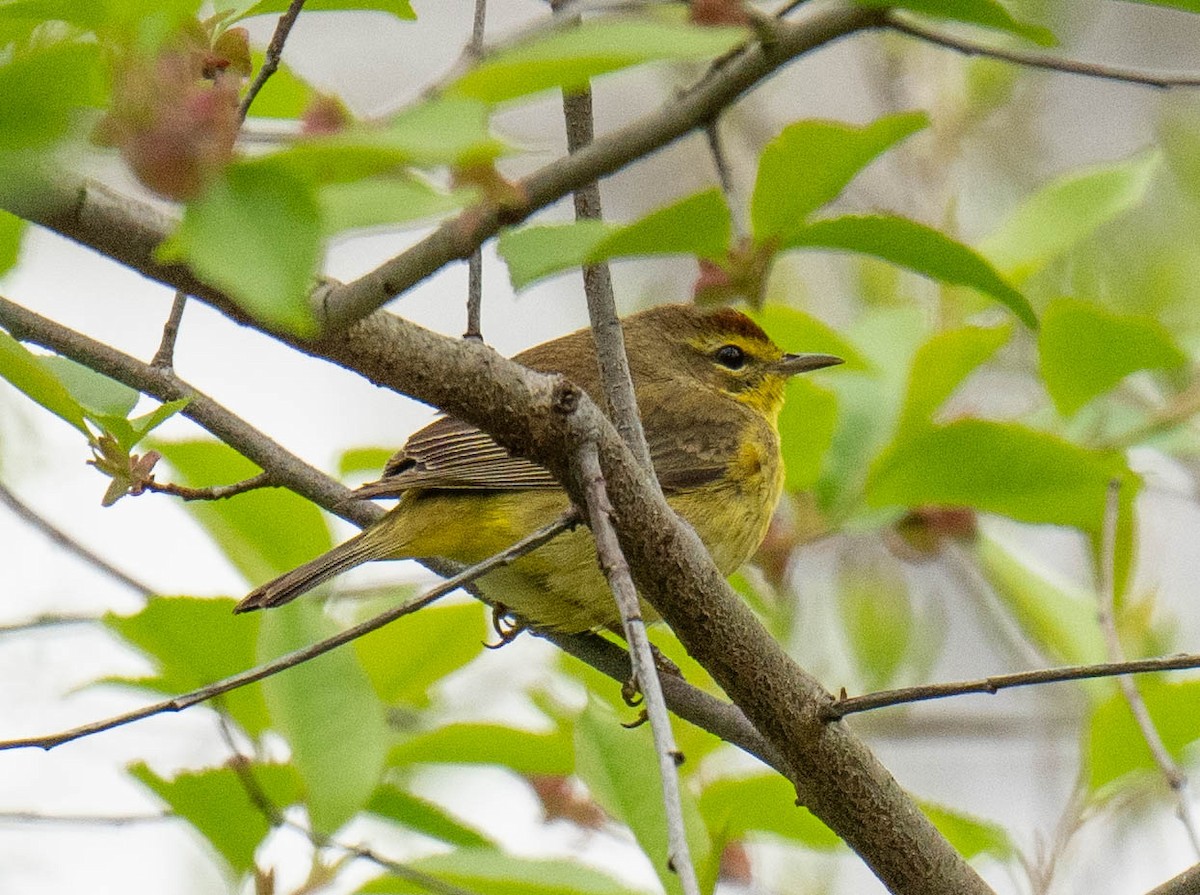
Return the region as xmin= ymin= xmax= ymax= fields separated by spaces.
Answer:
xmin=234 ymin=530 xmax=386 ymax=613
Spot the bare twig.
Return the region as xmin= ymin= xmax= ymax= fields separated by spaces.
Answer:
xmin=0 ymin=614 xmax=99 ymax=636
xmin=1096 ymin=480 xmax=1200 ymax=855
xmin=826 ymin=654 xmax=1200 ymax=720
xmin=462 ymin=0 xmax=488 ymax=342
xmin=577 ymin=442 xmax=698 ymax=895
xmin=0 ymin=811 xmax=170 ymax=825
xmin=0 ymin=515 xmax=572 ymax=753
xmin=134 ymin=470 xmax=275 ymax=502
xmin=705 ymin=119 xmax=746 ymax=240
xmin=1148 ymin=861 xmax=1200 ymax=895
xmin=150 ymin=290 xmax=187 ymax=370
xmin=888 ymin=13 xmax=1200 ymax=90
xmin=0 ymin=480 xmax=154 ymax=597
xmin=238 ymin=0 xmax=308 ymax=122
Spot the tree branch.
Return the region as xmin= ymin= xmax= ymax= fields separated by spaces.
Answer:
xmin=238 ymin=0 xmax=307 ymax=122
xmin=1148 ymin=862 xmax=1200 ymax=895
xmin=134 ymin=470 xmax=275 ymax=502
xmin=150 ymin=290 xmax=187 ymax=370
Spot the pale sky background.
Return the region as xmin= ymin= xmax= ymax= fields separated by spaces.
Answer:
xmin=3 ymin=2 xmax=1200 ymax=893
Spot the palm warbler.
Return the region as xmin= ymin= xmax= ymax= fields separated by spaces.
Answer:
xmin=234 ymin=304 xmax=840 ymax=632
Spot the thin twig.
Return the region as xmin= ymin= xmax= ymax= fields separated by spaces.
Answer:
xmin=1096 ymin=480 xmax=1200 ymax=856
xmin=216 ymin=716 xmax=484 ymax=895
xmin=0 ymin=811 xmax=170 ymax=826
xmin=888 ymin=13 xmax=1200 ymax=90
xmin=0 ymin=480 xmax=154 ymax=597
xmin=826 ymin=653 xmax=1200 ymax=720
xmin=238 ymin=0 xmax=308 ymax=122
xmin=0 ymin=614 xmax=99 ymax=636
xmin=705 ymin=119 xmax=746 ymax=241
xmin=0 ymin=515 xmax=572 ymax=753
xmin=134 ymin=470 xmax=275 ymax=502
xmin=150 ymin=290 xmax=187 ymax=370
xmin=462 ymin=0 xmax=488 ymax=342
xmin=577 ymin=442 xmax=699 ymax=895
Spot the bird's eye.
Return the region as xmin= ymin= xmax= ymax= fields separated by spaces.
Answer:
xmin=714 ymin=344 xmax=747 ymax=370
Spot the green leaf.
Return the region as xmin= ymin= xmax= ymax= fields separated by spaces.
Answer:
xmin=0 ymin=42 xmax=102 ymax=150
xmin=158 ymin=159 xmax=321 ymax=335
xmin=920 ymin=802 xmax=1015 ymax=861
xmin=858 ymin=0 xmax=1057 ymax=46
xmin=449 ymin=17 xmax=748 ymax=103
xmin=697 ymin=773 xmax=839 ymax=849
xmin=751 ymin=112 xmax=928 ymax=241
xmin=980 ymin=152 xmax=1161 ymax=284
xmin=838 ymin=550 xmax=914 ymax=690
xmin=1087 ymin=678 xmax=1200 ymax=793
xmin=498 ymin=220 xmax=613 ymax=289
xmin=590 ymin=188 xmax=732 ymax=262
xmin=130 ymin=762 xmax=303 ymax=873
xmin=40 ymin=356 xmax=139 ymax=417
xmin=575 ymin=697 xmax=712 ymax=895
xmin=868 ymin=420 xmax=1135 ymax=533
xmin=237 ymin=0 xmax=415 ymax=19
xmin=153 ymin=439 xmax=332 ymax=584
xmin=358 ymin=849 xmax=649 ymax=895
xmin=366 ymin=784 xmax=491 ymax=848
xmin=1039 ymin=297 xmax=1187 ymax=417
xmin=125 ymin=398 xmax=191 ymax=446
xmin=259 ymin=602 xmax=389 ymax=833
xmin=339 ymin=446 xmax=394 ymax=477
xmin=0 ymin=329 xmax=89 ymax=436
xmin=894 ymin=324 xmax=1011 ymax=438
xmin=388 ymin=723 xmax=574 ymax=776
xmin=750 ymin=303 xmax=871 ymax=372
xmin=974 ymin=532 xmax=1106 ymax=667
xmin=0 ymin=208 xmax=24 ymax=275
xmin=320 ymin=177 xmax=470 ymax=236
xmin=782 ymin=215 xmax=1036 ymax=328
xmin=103 ymin=596 xmax=272 ymax=737
xmin=778 ymin=378 xmax=838 ymax=493
xmin=354 ymin=602 xmax=486 ymax=706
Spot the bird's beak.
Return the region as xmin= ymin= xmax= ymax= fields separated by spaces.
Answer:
xmin=776 ymin=352 xmax=844 ymax=376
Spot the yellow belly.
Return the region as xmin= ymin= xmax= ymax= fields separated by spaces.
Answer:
xmin=371 ymin=444 xmax=784 ymax=634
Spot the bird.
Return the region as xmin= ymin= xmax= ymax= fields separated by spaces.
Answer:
xmin=234 ymin=303 xmax=841 ymax=634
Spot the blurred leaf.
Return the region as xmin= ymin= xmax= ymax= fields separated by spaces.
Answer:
xmin=838 ymin=548 xmax=913 ymax=690
xmin=697 ymin=773 xmax=839 ymax=849
xmin=130 ymin=762 xmax=303 ymax=874
xmin=894 ymin=324 xmax=1011 ymax=437
xmin=498 ymin=220 xmax=612 ymax=289
xmin=237 ymin=0 xmax=414 ymax=19
xmin=0 ymin=329 xmax=90 ymax=436
xmin=1039 ymin=297 xmax=1187 ymax=417
xmin=0 ymin=208 xmax=24 ymax=275
xmin=0 ymin=42 xmax=101 ymax=150
xmin=590 ymin=188 xmax=732 ymax=262
xmin=778 ymin=378 xmax=838 ymax=493
xmin=367 ymin=784 xmax=491 ymax=847
xmin=920 ymin=802 xmax=1015 ymax=860
xmin=449 ymin=17 xmax=748 ymax=103
xmin=358 ymin=849 xmax=649 ymax=895
xmin=751 ymin=303 xmax=871 ymax=371
xmin=1087 ymin=677 xmax=1200 ymax=793
xmin=103 ymin=596 xmax=272 ymax=737
xmin=751 ymin=112 xmax=928 ymax=241
xmin=154 ymin=439 xmax=332 ymax=584
xmin=40 ymin=356 xmax=138 ymax=417
xmin=354 ymin=602 xmax=486 ymax=706
xmin=782 ymin=215 xmax=1035 ymax=328
xmin=320 ymin=177 xmax=471 ymax=235
xmin=259 ymin=601 xmax=389 ymax=833
xmin=339 ymin=446 xmax=395 ymax=477
xmin=244 ymin=52 xmax=315 ymax=119
xmin=158 ymin=159 xmax=320 ymax=336
xmin=858 ymin=0 xmax=1057 ymax=45
xmin=980 ymin=152 xmax=1161 ymax=284
xmin=388 ymin=723 xmax=574 ymax=776
xmin=575 ymin=697 xmax=712 ymax=895
xmin=868 ymin=420 xmax=1136 ymax=533
xmin=974 ymin=532 xmax=1106 ymax=667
